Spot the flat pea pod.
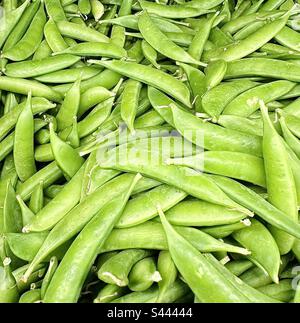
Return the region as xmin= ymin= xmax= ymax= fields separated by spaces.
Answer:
xmin=223 ymin=81 xmax=295 ymax=117
xmin=29 ymin=181 xmax=44 ymax=214
xmin=205 ymin=59 xmax=227 ymax=90
xmin=261 ymin=102 xmax=298 ymax=255
xmin=232 ymin=218 xmax=281 ymax=283
xmin=13 ymin=93 xmax=36 ymax=182
xmin=0 ymin=77 xmax=62 ymax=103
xmin=225 ymin=58 xmax=300 ymax=82
xmin=141 ymin=40 xmax=160 ymax=69
xmin=157 ymin=208 xmax=251 ymax=303
xmin=43 ymin=174 xmax=141 ymax=303
xmin=128 ymin=257 xmax=161 ymax=292
xmin=4 ymin=55 xmax=81 ymax=78
xmin=225 ymin=260 xmax=254 ymax=277
xmin=19 ymin=289 xmax=41 ymax=303
xmin=94 ymin=284 xmax=128 ymax=303
xmin=116 ymin=184 xmax=187 ymax=228
xmin=57 ymin=20 xmax=109 ymax=43
xmin=88 ymin=60 xmax=191 ymax=108
xmin=44 ymin=0 xmax=66 ymax=22
xmin=0 ymin=258 xmax=19 ymax=303
xmin=201 ymin=80 xmax=258 ymax=118
xmin=98 ymin=249 xmax=152 ymax=286
xmin=49 ymin=123 xmax=84 ymax=180
xmin=0 ymin=0 xmax=30 ymax=48
xmin=138 ymin=11 xmax=206 ymax=67
xmin=44 ymin=18 xmax=68 ymax=53
xmin=209 ymin=175 xmax=300 ymax=239
xmin=56 ymin=77 xmax=81 ymax=131
xmin=275 ymin=26 xmax=300 ymax=52
xmin=121 ymin=80 xmax=142 ymax=134
xmin=2 ymin=3 xmax=46 ymax=61
xmin=56 ymin=42 xmax=127 ymax=59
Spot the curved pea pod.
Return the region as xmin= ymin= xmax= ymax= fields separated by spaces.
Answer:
xmin=94 ymin=284 xmax=128 ymax=303
xmin=4 ymin=55 xmax=80 ymax=78
xmin=98 ymin=249 xmax=153 ymax=286
xmin=2 ymin=3 xmax=46 ymax=61
xmin=138 ymin=11 xmax=206 ymax=66
xmin=40 ymin=256 xmax=58 ymax=298
xmin=19 ymin=289 xmax=41 ymax=303
xmin=201 ymin=80 xmax=258 ymax=118
xmin=13 ymin=92 xmax=36 ymax=182
xmin=158 ymin=199 xmax=250 ymax=227
xmin=141 ymin=40 xmax=160 ymax=69
xmin=88 ymin=59 xmax=191 ymax=108
xmin=0 ymin=258 xmax=19 ymax=303
xmin=232 ymin=219 xmax=281 ymax=283
xmin=205 ymin=59 xmax=227 ymax=90
xmin=56 ymin=77 xmax=81 ymax=131
xmin=56 ymin=42 xmax=127 ymax=59
xmin=101 ymin=221 xmax=250 ymax=256
xmin=258 ymin=279 xmax=295 ymax=303
xmin=128 ymin=257 xmax=161 ymax=292
xmin=29 ymin=181 xmax=44 ymax=216
xmin=157 ymin=251 xmax=177 ymax=303
xmin=116 ymin=184 xmax=187 ymax=228
xmin=16 ymin=195 xmax=35 ymax=227
xmin=203 ymin=12 xmax=290 ymax=62
xmin=168 ymin=151 xmax=266 ymax=187
xmin=43 ymin=174 xmax=141 ymax=303
xmin=261 ymin=102 xmax=298 ymax=255
xmin=49 ymin=124 xmax=84 ymax=180
xmin=0 ymin=0 xmax=30 ymax=48
xmin=223 ymin=81 xmax=295 ymax=117
xmin=225 ymin=260 xmax=254 ymax=277
xmin=209 ymin=175 xmax=300 ymax=239
xmin=157 ymin=208 xmax=251 ymax=303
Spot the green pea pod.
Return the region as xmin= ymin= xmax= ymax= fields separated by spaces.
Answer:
xmin=134 ymin=109 xmax=164 ymax=128
xmin=3 ymin=93 xmax=18 ymax=115
xmin=205 ymin=59 xmax=227 ymax=90
xmin=91 ymin=0 xmax=105 ymax=21
xmin=141 ymin=40 xmax=160 ymax=69
xmin=16 ymin=195 xmax=35 ymax=227
xmin=258 ymin=279 xmax=295 ymax=303
xmin=78 ymin=0 xmax=91 ymax=14
xmin=96 ymin=251 xmax=119 ymax=271
xmin=157 ymin=251 xmax=177 ymax=303
xmin=260 ymin=101 xmax=298 ymax=254
xmin=49 ymin=123 xmax=84 ymax=180
xmin=14 ymin=92 xmax=36 ymax=182
xmin=43 ymin=173 xmax=141 ymax=303
xmin=28 ymin=181 xmax=44 ymax=215
xmin=1 ymin=154 xmax=18 ymax=187
xmin=111 ymin=26 xmax=126 ymax=47
xmin=157 ymin=207 xmax=250 ymax=303
xmin=225 ymin=260 xmax=254 ymax=277
xmin=67 ymin=117 xmax=80 ymax=148
xmin=232 ymin=219 xmax=281 ymax=283
xmin=40 ymin=256 xmax=58 ymax=298
xmin=275 ymin=26 xmax=300 ymax=52
xmin=56 ymin=77 xmax=81 ymax=131
xmin=44 ymin=18 xmax=68 ymax=53
xmin=98 ymin=249 xmax=153 ymax=286
xmin=128 ymin=257 xmax=161 ymax=292
xmin=44 ymin=0 xmax=66 ymax=22
xmin=19 ymin=289 xmax=41 ymax=303
xmin=97 ymin=5 xmax=118 ymax=35
xmin=44 ymin=184 xmax=64 ymax=199
xmin=32 ymin=40 xmax=53 ymax=61
xmin=0 ymin=0 xmax=30 ymax=48
xmin=201 ymin=221 xmax=252 ymax=239
xmin=94 ymin=284 xmax=128 ymax=303
xmin=0 ymin=258 xmax=19 ymax=303
xmin=3 ymin=3 xmax=46 ymax=61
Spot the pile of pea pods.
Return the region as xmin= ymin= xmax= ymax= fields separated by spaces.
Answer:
xmin=2 ymin=0 xmax=300 ymax=304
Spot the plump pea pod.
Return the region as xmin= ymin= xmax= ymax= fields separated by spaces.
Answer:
xmin=279 ymin=113 xmax=300 ymax=158
xmin=121 ymin=80 xmax=142 ymax=134
xmin=16 ymin=195 xmax=35 ymax=227
xmin=128 ymin=257 xmax=161 ymax=292
xmin=44 ymin=0 xmax=66 ymax=22
xmin=49 ymin=123 xmax=84 ymax=180
xmin=94 ymin=284 xmax=128 ymax=303
xmin=209 ymin=175 xmax=300 ymax=239
xmin=96 ymin=251 xmax=119 ymax=271
xmin=205 ymin=59 xmax=227 ymax=90
xmin=4 ymin=55 xmax=80 ymax=78
xmin=32 ymin=40 xmax=52 ymax=61
xmin=225 ymin=58 xmax=300 ymax=82
xmin=232 ymin=219 xmax=281 ymax=283
xmin=201 ymin=80 xmax=257 ymax=117
xmin=156 ymin=199 xmax=250 ymax=227
xmin=157 ymin=251 xmax=177 ymax=303
xmin=56 ymin=20 xmax=109 ymax=43
xmin=56 ymin=42 xmax=127 ymax=59
xmin=13 ymin=93 xmax=36 ymax=182
xmin=203 ymin=12 xmax=289 ymax=62
xmin=56 ymin=77 xmax=81 ymax=131
xmin=0 ymin=258 xmax=19 ymax=303
xmin=157 ymin=208 xmax=250 ymax=303
xmin=223 ymin=81 xmax=295 ymax=117
xmin=225 ymin=260 xmax=254 ymax=277
xmin=168 ymin=151 xmax=266 ymax=187
xmin=0 ymin=0 xmax=29 ymax=48
xmin=88 ymin=60 xmax=191 ymax=107
xmin=116 ymin=184 xmax=187 ymax=228
xmin=260 ymin=102 xmax=298 ymax=254
xmin=138 ymin=11 xmax=206 ymax=66
xmin=29 ymin=181 xmax=44 ymax=214
xmin=112 ymin=280 xmax=189 ymax=303
xmin=40 ymin=256 xmax=58 ymax=298
xmin=0 ymin=77 xmax=62 ymax=103
xmin=34 ymin=144 xmax=53 ymax=162
xmin=19 ymin=289 xmax=41 ymax=303
xmin=2 ymin=3 xmax=46 ymax=61
xmin=44 ymin=18 xmax=68 ymax=53
xmin=258 ymin=279 xmax=295 ymax=303
xmin=98 ymin=249 xmax=153 ymax=286
xmin=43 ymin=174 xmax=141 ymax=303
